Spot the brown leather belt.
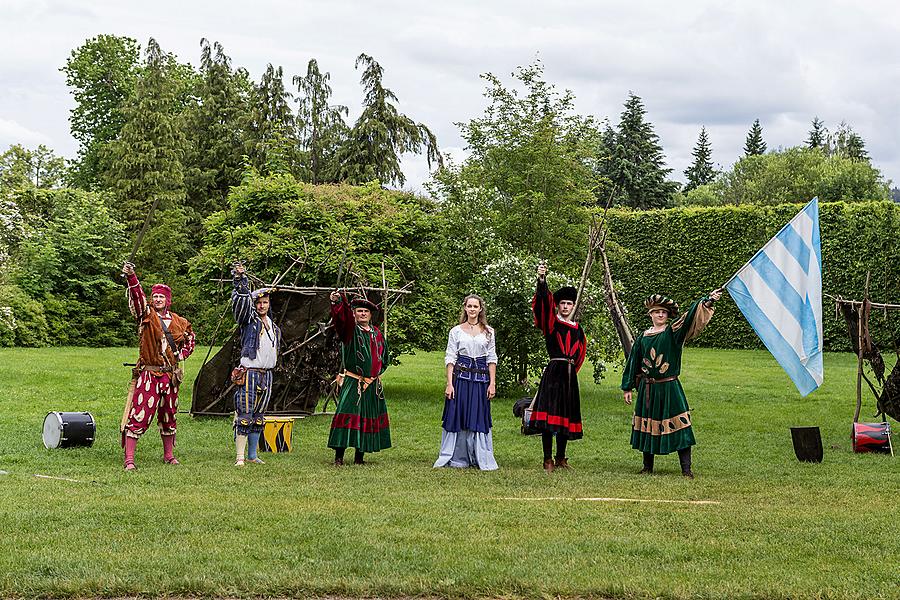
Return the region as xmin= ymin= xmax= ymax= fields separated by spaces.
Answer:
xmin=549 ymin=357 xmax=576 ymax=377
xmin=637 ymin=374 xmax=679 ymax=409
xmin=138 ymin=365 xmax=173 ymax=373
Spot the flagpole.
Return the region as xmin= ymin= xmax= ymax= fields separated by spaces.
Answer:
xmin=720 ymin=197 xmax=817 ymax=290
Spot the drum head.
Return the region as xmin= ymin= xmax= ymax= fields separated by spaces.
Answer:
xmin=42 ymin=412 xmax=63 ymax=449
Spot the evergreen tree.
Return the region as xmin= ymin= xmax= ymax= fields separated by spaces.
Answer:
xmin=683 ymin=126 xmax=716 ymax=191
xmin=61 ymin=35 xmax=140 ymax=189
xmin=182 ymin=39 xmax=251 ymax=219
xmin=338 ymin=53 xmax=441 ymax=187
xmin=103 ymin=38 xmax=190 ymax=269
xmin=293 ymin=59 xmax=349 ymax=184
xmin=743 ymin=118 xmax=767 ymax=156
xmin=806 ymin=117 xmax=827 ymax=150
xmin=607 ymin=92 xmax=676 ymax=209
xmin=246 ymin=64 xmax=295 ymax=174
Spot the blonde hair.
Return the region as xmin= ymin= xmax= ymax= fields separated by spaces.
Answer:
xmin=457 ymin=294 xmax=492 ymax=338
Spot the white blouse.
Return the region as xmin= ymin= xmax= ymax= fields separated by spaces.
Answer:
xmin=445 ymin=324 xmax=498 ymax=365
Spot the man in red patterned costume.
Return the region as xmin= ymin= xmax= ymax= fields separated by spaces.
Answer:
xmin=120 ymin=261 xmax=196 ymax=470
xmin=528 ymin=263 xmax=587 ymax=473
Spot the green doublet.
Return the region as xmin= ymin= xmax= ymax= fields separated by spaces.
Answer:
xmin=622 ymin=298 xmax=714 ymax=455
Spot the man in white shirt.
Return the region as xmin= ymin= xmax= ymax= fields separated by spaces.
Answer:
xmin=232 ymin=263 xmax=281 ymax=466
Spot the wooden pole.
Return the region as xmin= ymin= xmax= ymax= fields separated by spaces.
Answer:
xmin=855 ymin=303 xmax=864 ymax=423
xmin=381 ymin=259 xmax=388 ymax=339
xmin=853 ymin=271 xmax=872 ymax=423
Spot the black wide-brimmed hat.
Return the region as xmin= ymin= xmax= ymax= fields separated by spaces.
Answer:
xmin=350 ymin=298 xmax=380 ymax=312
xmin=644 ymin=294 xmax=679 ymax=317
xmin=553 ymin=286 xmax=578 ymax=304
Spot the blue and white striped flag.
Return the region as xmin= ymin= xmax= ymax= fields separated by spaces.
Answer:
xmin=725 ymin=198 xmax=823 ymax=396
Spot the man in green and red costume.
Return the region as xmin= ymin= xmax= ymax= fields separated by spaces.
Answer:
xmin=327 ymin=291 xmax=391 ymax=465
xmin=622 ymin=290 xmax=721 ymax=478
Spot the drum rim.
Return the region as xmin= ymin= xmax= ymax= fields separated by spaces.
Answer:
xmin=42 ymin=411 xmax=64 ymax=449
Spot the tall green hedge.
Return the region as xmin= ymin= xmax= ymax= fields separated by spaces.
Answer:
xmin=605 ymin=201 xmax=900 ymax=352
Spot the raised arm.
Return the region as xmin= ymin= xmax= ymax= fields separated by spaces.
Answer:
xmin=231 ymin=265 xmax=254 ymax=326
xmin=122 ymin=262 xmax=147 ymax=320
xmin=532 ymin=266 xmax=556 ymax=336
xmin=671 ymin=289 xmax=720 ymax=346
xmin=329 ymin=291 xmax=354 ymax=344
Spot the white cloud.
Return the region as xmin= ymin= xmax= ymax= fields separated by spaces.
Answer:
xmin=0 ymin=118 xmax=53 ymax=148
xmin=1 ymin=0 xmax=900 ymax=188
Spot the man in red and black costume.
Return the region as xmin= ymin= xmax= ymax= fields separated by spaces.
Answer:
xmin=120 ymin=262 xmax=196 ymax=470
xmin=529 ymin=263 xmax=587 ymax=473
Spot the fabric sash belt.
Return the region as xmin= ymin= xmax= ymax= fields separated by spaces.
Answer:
xmin=454 ymin=365 xmax=490 ymax=375
xmin=637 ymin=374 xmax=679 ymax=409
xmin=343 ymin=370 xmax=379 ymax=400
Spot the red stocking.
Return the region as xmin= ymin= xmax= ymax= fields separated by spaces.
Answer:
xmin=124 ymin=436 xmax=137 ymax=470
xmin=161 ymin=434 xmax=178 ymax=464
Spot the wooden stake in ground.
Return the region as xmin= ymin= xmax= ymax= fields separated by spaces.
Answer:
xmin=854 ymin=271 xmax=871 ymax=423
xmin=381 ymin=259 xmax=389 ymax=339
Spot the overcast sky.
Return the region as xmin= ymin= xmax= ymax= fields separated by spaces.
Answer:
xmin=2 ymin=0 xmax=900 ymax=194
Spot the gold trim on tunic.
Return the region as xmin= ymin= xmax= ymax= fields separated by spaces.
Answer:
xmin=632 ymin=411 xmax=692 ymax=436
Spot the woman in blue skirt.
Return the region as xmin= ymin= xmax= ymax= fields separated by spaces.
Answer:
xmin=434 ymin=294 xmax=499 ymax=470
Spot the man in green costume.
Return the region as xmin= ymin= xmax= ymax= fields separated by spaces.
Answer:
xmin=622 ymin=290 xmax=721 ymax=478
xmin=327 ymin=291 xmax=391 ymax=465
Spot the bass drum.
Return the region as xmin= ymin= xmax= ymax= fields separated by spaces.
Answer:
xmin=42 ymin=412 xmax=96 ymax=449
xmin=851 ymin=422 xmax=892 ymax=454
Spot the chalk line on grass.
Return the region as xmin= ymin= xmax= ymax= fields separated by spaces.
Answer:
xmin=33 ymin=474 xmax=88 ymax=483
xmin=499 ymin=496 xmax=721 ymax=505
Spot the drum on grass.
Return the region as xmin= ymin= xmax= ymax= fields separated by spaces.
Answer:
xmin=790 ymin=426 xmax=823 ymax=462
xmin=259 ymin=416 xmax=295 ymax=453
xmin=42 ymin=412 xmax=95 ymax=449
xmin=852 ymin=422 xmax=893 ymax=454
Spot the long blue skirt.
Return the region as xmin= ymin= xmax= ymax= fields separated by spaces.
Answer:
xmin=441 ymin=356 xmax=492 ymax=433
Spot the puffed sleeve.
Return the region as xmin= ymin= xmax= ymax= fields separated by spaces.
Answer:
xmin=486 ymin=329 xmax=498 ymax=364
xmin=445 ymin=326 xmax=459 ymax=365
xmin=532 ymin=278 xmax=556 ymax=336
xmin=671 ymin=297 xmax=715 ymax=347
xmin=125 ymin=272 xmax=147 ymax=320
xmin=231 ymin=274 xmax=253 ymax=326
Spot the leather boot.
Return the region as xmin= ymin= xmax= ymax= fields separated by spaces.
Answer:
xmin=678 ymin=447 xmax=694 ymax=479
xmin=640 ymin=452 xmax=654 ymax=474
xmin=543 ymin=458 xmax=555 ymax=473
xmin=554 ymin=456 xmax=573 ymax=470
xmin=353 ymin=450 xmax=365 ymax=465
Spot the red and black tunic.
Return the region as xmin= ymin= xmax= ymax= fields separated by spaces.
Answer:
xmin=529 ymin=278 xmax=587 ymax=439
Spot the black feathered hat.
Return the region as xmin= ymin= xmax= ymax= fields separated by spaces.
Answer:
xmin=644 ymin=294 xmax=679 ymax=317
xmin=553 ymin=286 xmax=578 ymax=304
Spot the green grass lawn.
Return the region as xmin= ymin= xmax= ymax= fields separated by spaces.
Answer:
xmin=0 ymin=346 xmax=898 ymax=599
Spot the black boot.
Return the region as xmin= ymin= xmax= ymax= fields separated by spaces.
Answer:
xmin=640 ymin=452 xmax=654 ymax=474
xmin=354 ymin=449 xmax=365 ymax=465
xmin=334 ymin=447 xmax=345 ymax=466
xmin=678 ymin=447 xmax=693 ymax=479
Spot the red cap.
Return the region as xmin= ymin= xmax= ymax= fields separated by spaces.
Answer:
xmin=151 ymin=284 xmax=172 ymax=307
